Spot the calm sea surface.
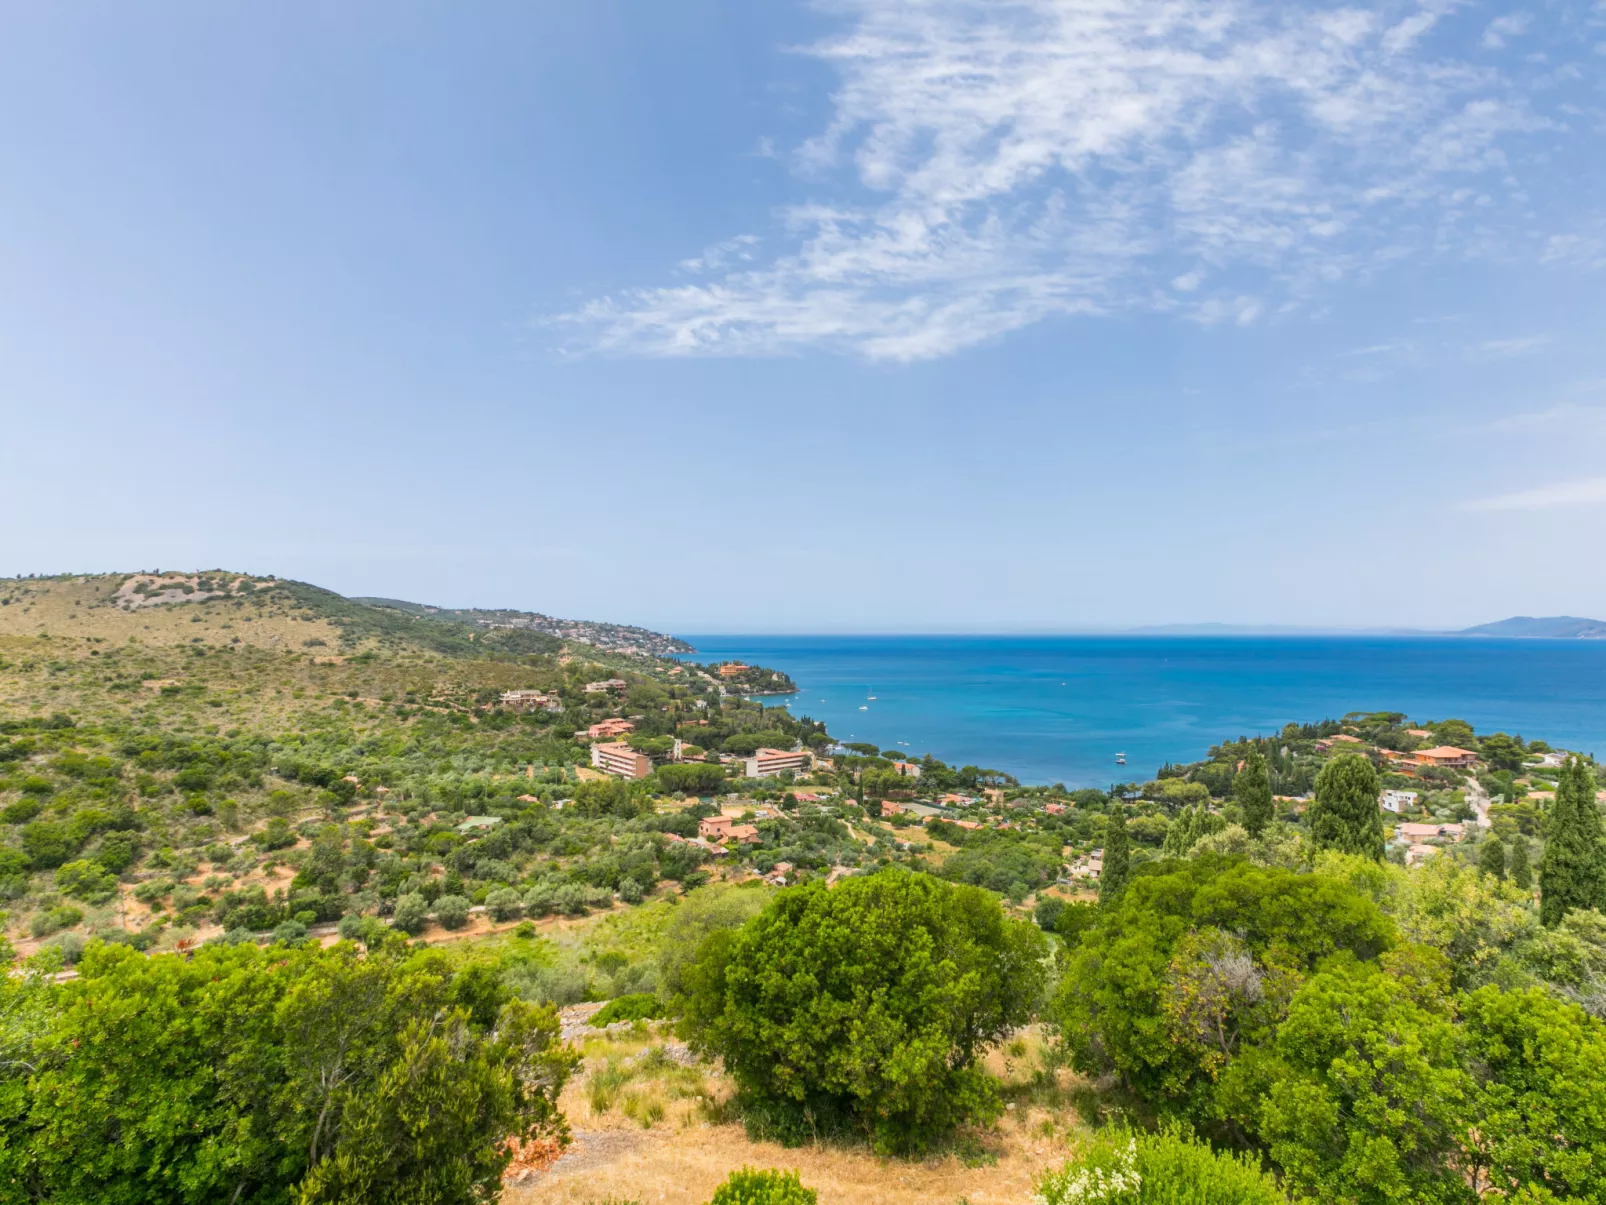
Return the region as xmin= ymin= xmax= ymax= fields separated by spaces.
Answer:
xmin=675 ymin=635 xmax=1606 ymax=788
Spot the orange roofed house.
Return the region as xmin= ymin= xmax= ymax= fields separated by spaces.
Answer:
xmin=1414 ymin=746 xmax=1477 ymax=769
xmin=699 ymin=815 xmax=760 ymax=843
xmin=587 ymin=718 xmax=635 ymax=739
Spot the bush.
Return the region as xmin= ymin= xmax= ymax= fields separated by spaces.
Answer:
xmin=706 ymin=1167 xmax=816 ymax=1205
xmin=30 ymin=905 xmax=83 ymax=938
xmin=618 ymin=877 xmax=645 ymax=905
xmin=21 ymin=821 xmax=75 ymax=870
xmin=9 ymin=939 xmax=580 ymax=1203
xmin=45 ymin=932 xmax=87 ymax=966
xmin=337 ymin=913 xmax=365 ymax=941
xmin=55 ymin=860 xmax=118 ymax=905
xmin=485 ymin=887 xmax=523 ymax=922
xmin=94 ymin=832 xmax=137 ymax=875
xmin=1 ymin=798 xmax=42 ymax=825
xmin=1036 ymin=1127 xmax=1287 ymax=1204
xmin=523 ymin=883 xmax=559 ymax=917
xmin=590 ymin=992 xmax=662 ymax=1026
xmin=685 ymin=867 xmax=1047 ymax=1154
xmin=391 ymin=892 xmax=429 ymax=935
xmin=271 ymin=919 xmax=309 ymax=946
xmin=255 ymin=817 xmax=296 ymax=851
xmin=434 ymin=894 xmax=471 ymax=930
xmin=1053 ymin=858 xmax=1393 ymax=1124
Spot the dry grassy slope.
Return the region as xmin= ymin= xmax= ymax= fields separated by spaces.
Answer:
xmin=0 ymin=573 xmax=346 ymax=653
xmin=0 ymin=632 xmax=565 ymax=734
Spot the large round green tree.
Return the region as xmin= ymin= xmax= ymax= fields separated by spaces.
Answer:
xmin=1540 ymin=755 xmax=1606 ymax=927
xmin=683 ymin=867 xmax=1047 ymax=1154
xmin=1308 ymin=753 xmax=1384 ymax=860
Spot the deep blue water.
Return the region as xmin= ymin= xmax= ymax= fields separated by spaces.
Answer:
xmin=675 ymin=635 xmax=1606 ymax=787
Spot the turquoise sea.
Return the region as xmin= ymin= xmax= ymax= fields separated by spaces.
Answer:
xmin=676 ymin=636 xmax=1606 ymax=787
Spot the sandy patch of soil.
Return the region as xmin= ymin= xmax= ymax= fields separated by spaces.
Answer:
xmin=505 ymin=1117 xmax=1065 ymax=1205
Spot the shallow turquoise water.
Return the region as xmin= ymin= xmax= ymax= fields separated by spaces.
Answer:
xmin=675 ymin=635 xmax=1606 ymax=787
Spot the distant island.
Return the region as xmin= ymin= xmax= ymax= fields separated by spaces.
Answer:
xmin=1130 ymin=615 xmax=1606 ymax=639
xmin=1456 ymin=615 xmax=1606 ymax=639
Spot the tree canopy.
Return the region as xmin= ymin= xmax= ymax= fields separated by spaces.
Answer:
xmin=683 ymin=867 xmax=1047 ymax=1154
xmin=0 ymin=938 xmax=577 ymax=1205
xmin=1541 ymin=755 xmax=1606 ymax=926
xmin=1308 ymin=753 xmax=1383 ymax=860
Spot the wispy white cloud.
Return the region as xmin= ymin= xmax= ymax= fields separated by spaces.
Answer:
xmin=1473 ymin=334 xmax=1552 ymax=358
xmin=553 ymin=0 xmax=1574 ymax=361
xmin=1482 ymin=11 xmax=1532 ymax=49
xmin=1461 ymin=476 xmax=1606 ymax=511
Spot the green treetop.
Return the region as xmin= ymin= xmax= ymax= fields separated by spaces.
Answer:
xmin=1478 ymin=834 xmax=1507 ymax=880
xmin=1099 ymin=805 xmax=1131 ymax=904
xmin=1508 ymin=835 xmax=1532 ymax=892
xmin=1540 ymin=755 xmax=1606 ymax=927
xmin=1308 ymin=752 xmax=1384 ymax=860
xmin=1233 ymin=746 xmax=1274 ymax=837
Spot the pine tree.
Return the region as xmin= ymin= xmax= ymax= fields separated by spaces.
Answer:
xmin=1478 ymin=833 xmax=1507 ymax=880
xmin=1099 ymin=805 xmax=1131 ymax=905
xmin=1509 ymin=835 xmax=1532 ymax=891
xmin=1540 ymin=756 xmax=1606 ymax=927
xmin=1308 ymin=752 xmax=1384 ymax=860
xmin=1234 ymin=745 xmax=1274 ymax=837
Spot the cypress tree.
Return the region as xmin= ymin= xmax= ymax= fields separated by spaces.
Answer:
xmin=1234 ymin=745 xmax=1274 ymax=837
xmin=1509 ymin=835 xmax=1532 ymax=891
xmin=1099 ymin=805 xmax=1131 ymax=905
xmin=1478 ymin=833 xmax=1507 ymax=880
xmin=1308 ymin=752 xmax=1384 ymax=860
xmin=1540 ymin=756 xmax=1606 ymax=927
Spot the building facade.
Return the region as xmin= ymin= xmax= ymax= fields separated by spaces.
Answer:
xmin=744 ymin=747 xmax=813 ymax=778
xmin=590 ymin=741 xmax=652 ymax=779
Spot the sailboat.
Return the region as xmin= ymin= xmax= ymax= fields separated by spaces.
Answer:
xmin=1115 ymin=752 xmax=1127 ymax=766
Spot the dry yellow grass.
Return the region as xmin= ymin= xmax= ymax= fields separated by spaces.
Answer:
xmin=0 ymin=573 xmax=346 ymax=651
xmin=507 ymin=1114 xmax=1069 ymax=1205
xmin=508 ymin=1028 xmax=1080 ymax=1205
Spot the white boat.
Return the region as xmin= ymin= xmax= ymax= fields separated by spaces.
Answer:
xmin=1115 ymin=752 xmax=1127 ymax=765
xmin=859 ymin=705 xmax=868 ymax=711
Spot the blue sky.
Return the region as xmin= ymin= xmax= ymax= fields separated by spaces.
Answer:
xmin=3 ymin=0 xmax=1605 ymax=632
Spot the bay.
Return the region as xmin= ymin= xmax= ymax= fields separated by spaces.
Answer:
xmin=675 ymin=635 xmax=1606 ymax=787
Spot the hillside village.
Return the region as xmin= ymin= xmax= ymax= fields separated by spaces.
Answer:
xmin=0 ymin=573 xmax=1586 ymax=962
xmin=4 ymin=572 xmax=1605 ymax=1205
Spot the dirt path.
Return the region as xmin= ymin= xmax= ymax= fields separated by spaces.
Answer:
xmin=504 ymin=1119 xmax=1064 ymax=1205
xmin=1464 ymin=775 xmax=1492 ymax=829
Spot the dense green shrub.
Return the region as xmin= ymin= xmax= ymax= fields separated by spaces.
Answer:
xmin=435 ymin=894 xmax=471 ymax=930
xmin=254 ymin=816 xmax=296 ymax=850
xmin=1053 ymin=857 xmax=1394 ymax=1122
xmin=55 ymin=859 xmax=118 ymax=904
xmin=685 ymin=867 xmax=1046 ymax=1154
xmin=30 ymin=904 xmax=83 ymax=938
xmin=485 ymin=886 xmax=523 ymax=921
xmin=1217 ymin=948 xmax=1466 ymax=1205
xmin=392 ymin=891 xmax=429 ymax=934
xmin=591 ymin=992 xmax=662 ymax=1026
xmin=21 ymin=820 xmax=74 ymax=869
xmin=706 ymin=1166 xmax=816 ymax=1205
xmin=1035 ymin=1127 xmax=1287 ymax=1204
xmin=0 ymin=940 xmax=579 ymax=1204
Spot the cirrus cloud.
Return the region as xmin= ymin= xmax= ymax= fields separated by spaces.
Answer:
xmin=1461 ymin=476 xmax=1606 ymax=512
xmin=552 ymin=0 xmax=1583 ymax=361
